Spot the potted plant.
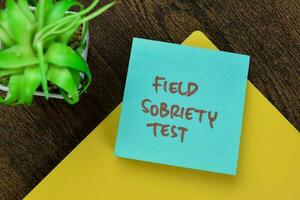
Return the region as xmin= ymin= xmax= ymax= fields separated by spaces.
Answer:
xmin=0 ymin=0 xmax=114 ymax=105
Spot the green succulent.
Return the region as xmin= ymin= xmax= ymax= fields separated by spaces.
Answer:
xmin=0 ymin=0 xmax=114 ymax=105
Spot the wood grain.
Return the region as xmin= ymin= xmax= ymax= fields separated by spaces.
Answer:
xmin=0 ymin=0 xmax=299 ymax=199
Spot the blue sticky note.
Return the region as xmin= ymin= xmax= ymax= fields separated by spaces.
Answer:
xmin=114 ymin=38 xmax=250 ymax=175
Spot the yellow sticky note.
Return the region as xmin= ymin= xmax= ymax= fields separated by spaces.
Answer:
xmin=24 ymin=31 xmax=299 ymax=200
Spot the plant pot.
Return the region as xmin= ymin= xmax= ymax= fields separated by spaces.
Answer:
xmin=0 ymin=10 xmax=89 ymax=100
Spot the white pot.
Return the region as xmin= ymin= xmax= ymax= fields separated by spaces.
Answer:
xmin=0 ymin=26 xmax=89 ymax=100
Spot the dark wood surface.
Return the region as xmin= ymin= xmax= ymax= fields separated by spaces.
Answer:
xmin=0 ymin=0 xmax=299 ymax=199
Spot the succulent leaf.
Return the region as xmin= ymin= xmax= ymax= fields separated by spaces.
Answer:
xmin=45 ymin=0 xmax=82 ymax=26
xmin=47 ymin=65 xmax=79 ymax=104
xmin=35 ymin=0 xmax=54 ymax=29
xmin=6 ymin=0 xmax=34 ymax=48
xmin=17 ymin=0 xmax=36 ymax=23
xmin=0 ymin=74 xmax=23 ymax=104
xmin=0 ymin=68 xmax=23 ymax=78
xmin=0 ymin=46 xmax=39 ymax=69
xmin=0 ymin=10 xmax=14 ymax=41
xmin=19 ymin=66 xmax=41 ymax=104
xmin=0 ymin=25 xmax=14 ymax=46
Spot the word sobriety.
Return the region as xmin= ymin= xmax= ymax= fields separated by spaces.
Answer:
xmin=141 ymin=76 xmax=219 ymax=143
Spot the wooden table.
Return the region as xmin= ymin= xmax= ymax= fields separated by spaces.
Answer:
xmin=0 ymin=1 xmax=299 ymax=199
